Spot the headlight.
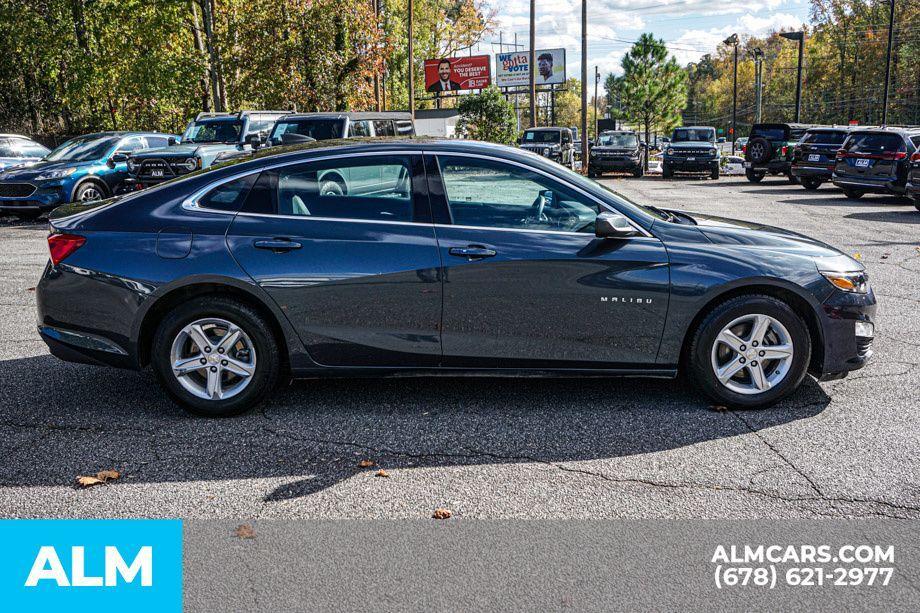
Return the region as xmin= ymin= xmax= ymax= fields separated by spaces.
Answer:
xmin=710 ymin=148 xmax=718 ymax=155
xmin=819 ymin=270 xmax=869 ymax=293
xmin=177 ymin=158 xmax=197 ymax=172
xmin=543 ymin=147 xmax=550 ymax=155
xmin=35 ymin=167 xmax=76 ymax=181
xmin=127 ymin=159 xmax=138 ymax=173
xmin=666 ymin=148 xmax=674 ymax=155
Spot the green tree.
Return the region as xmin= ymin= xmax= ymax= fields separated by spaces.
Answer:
xmin=455 ymin=86 xmax=517 ymax=144
xmin=616 ymin=33 xmax=688 ymax=143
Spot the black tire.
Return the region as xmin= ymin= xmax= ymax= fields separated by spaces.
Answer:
xmin=710 ymin=166 xmax=720 ymax=180
xmin=152 ymin=297 xmax=281 ymax=417
xmin=801 ymin=177 xmax=822 ymax=190
xmin=745 ymin=169 xmax=765 ymax=183
xmin=14 ymin=211 xmax=42 ymax=220
xmin=747 ymin=137 xmax=772 ymax=164
xmin=72 ymin=181 xmax=107 ymax=203
xmin=633 ymin=164 xmax=644 ymax=178
xmin=843 ymin=189 xmax=864 ymax=200
xmin=914 ymin=198 xmax=920 ymax=212
xmin=689 ymin=295 xmax=812 ymax=409
xmin=319 ymin=174 xmax=347 ymax=196
xmin=662 ymin=164 xmax=673 ymax=179
xmin=787 ymin=173 xmax=800 ymax=185
xmin=588 ymin=168 xmax=598 ymax=179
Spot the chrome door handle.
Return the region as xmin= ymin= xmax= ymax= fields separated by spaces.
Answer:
xmin=254 ymin=239 xmax=302 ymax=252
xmin=449 ymin=246 xmax=496 ymax=259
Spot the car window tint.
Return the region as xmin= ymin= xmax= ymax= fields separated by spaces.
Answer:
xmin=437 ymin=156 xmax=599 ymax=233
xmin=845 ymin=133 xmax=905 ymax=153
xmin=118 ymin=137 xmax=146 ymax=153
xmin=275 ymin=155 xmax=413 ymax=222
xmin=373 ymin=120 xmax=395 ymax=136
xmin=750 ymin=127 xmax=786 ymax=140
xmin=198 ymin=173 xmax=257 ymax=212
xmin=348 ymin=120 xmax=372 ymax=137
xmin=394 ymin=120 xmax=414 ymax=136
xmin=910 ymin=136 xmax=920 ymax=149
xmin=146 ymin=136 xmax=169 ymax=149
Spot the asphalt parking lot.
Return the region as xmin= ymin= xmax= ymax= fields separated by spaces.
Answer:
xmin=1 ymin=175 xmax=918 ymax=520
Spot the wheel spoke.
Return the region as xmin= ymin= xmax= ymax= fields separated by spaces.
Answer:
xmin=172 ymin=356 xmax=204 ymax=376
xmin=749 ymin=315 xmax=771 ymax=344
xmin=759 ymin=344 xmax=793 ymax=360
xmin=223 ymin=357 xmax=254 ymax=378
xmin=206 ymin=367 xmax=222 ymax=400
xmin=716 ymin=356 xmax=745 ymax=383
xmin=717 ymin=329 xmax=746 ymax=353
xmin=187 ymin=324 xmax=212 ymax=353
xmin=217 ymin=326 xmax=242 ymax=353
xmin=747 ymin=363 xmax=769 ymax=391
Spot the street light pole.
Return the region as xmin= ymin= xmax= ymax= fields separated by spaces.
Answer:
xmin=529 ymin=0 xmax=536 ymax=127
xmin=594 ymin=66 xmax=599 ymax=140
xmin=882 ymin=0 xmax=895 ymax=126
xmin=780 ymin=31 xmax=805 ymax=122
xmin=752 ymin=48 xmax=764 ymax=124
xmin=408 ymin=0 xmax=414 ymax=121
xmin=724 ymin=34 xmax=738 ymax=155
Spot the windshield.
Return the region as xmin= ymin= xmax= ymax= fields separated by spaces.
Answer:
xmin=184 ymin=120 xmax=243 ymax=144
xmin=598 ymin=134 xmax=638 ymax=148
xmin=271 ymin=119 xmax=345 ymax=142
xmin=523 ymin=131 xmax=560 ymax=143
xmin=672 ymin=128 xmax=715 ymax=143
xmin=45 ymin=136 xmax=119 ymax=162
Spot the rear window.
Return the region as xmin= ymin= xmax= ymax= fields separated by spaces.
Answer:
xmin=750 ymin=126 xmax=787 ymax=141
xmin=271 ymin=119 xmax=344 ymax=142
xmin=802 ymin=131 xmax=848 ymax=145
xmin=844 ymin=133 xmax=905 ymax=154
xmin=198 ymin=174 xmax=257 ymax=212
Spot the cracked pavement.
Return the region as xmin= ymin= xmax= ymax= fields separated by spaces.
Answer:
xmin=0 ymin=176 xmax=918 ymax=519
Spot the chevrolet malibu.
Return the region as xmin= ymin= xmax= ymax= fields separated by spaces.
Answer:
xmin=37 ymin=140 xmax=876 ymax=416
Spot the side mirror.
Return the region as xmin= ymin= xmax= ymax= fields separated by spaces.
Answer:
xmin=595 ymin=211 xmax=638 ymax=239
xmin=247 ymin=133 xmax=264 ymax=149
xmin=108 ymin=153 xmax=128 ymax=167
xmin=167 ymin=137 xmax=178 ymax=146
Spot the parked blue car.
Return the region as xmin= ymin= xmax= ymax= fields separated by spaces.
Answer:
xmin=0 ymin=134 xmax=50 ymax=171
xmin=0 ymin=131 xmax=175 ymax=219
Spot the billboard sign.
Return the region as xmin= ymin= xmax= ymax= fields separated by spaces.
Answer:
xmin=495 ymin=48 xmax=566 ymax=87
xmin=424 ymin=56 xmax=492 ymax=92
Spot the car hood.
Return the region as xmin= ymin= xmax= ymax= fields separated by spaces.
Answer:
xmin=682 ymin=211 xmax=864 ymax=270
xmin=0 ymin=157 xmax=40 ymax=170
xmin=0 ymin=159 xmax=93 ymax=180
xmin=133 ymin=143 xmax=238 ymax=158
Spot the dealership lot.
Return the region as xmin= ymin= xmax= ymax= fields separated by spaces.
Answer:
xmin=0 ymin=176 xmax=918 ymax=520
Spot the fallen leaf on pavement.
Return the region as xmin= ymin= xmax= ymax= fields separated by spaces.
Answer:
xmin=27 ymin=287 xmax=35 ymax=292
xmin=853 ymin=252 xmax=862 ymax=260
xmin=358 ymin=459 xmax=375 ymax=468
xmin=234 ymin=523 xmax=255 ymax=539
xmin=375 ymin=469 xmax=390 ymax=478
xmin=432 ymin=508 xmax=453 ymax=520
xmin=709 ymin=405 xmax=728 ymax=412
xmin=75 ymin=469 xmax=121 ymax=488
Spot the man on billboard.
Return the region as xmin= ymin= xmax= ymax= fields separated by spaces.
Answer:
xmin=537 ymin=53 xmax=554 ymax=82
xmin=427 ymin=59 xmax=462 ymax=92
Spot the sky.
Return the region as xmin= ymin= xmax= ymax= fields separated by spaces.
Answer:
xmin=472 ymin=0 xmax=812 ymax=87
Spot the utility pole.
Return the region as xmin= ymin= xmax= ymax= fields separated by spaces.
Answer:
xmin=580 ymin=0 xmax=588 ymax=168
xmin=780 ymin=31 xmax=804 ymax=122
xmin=372 ymin=0 xmax=381 ymax=111
xmin=408 ymin=0 xmax=414 ymax=120
xmin=752 ymin=48 xmax=764 ymax=124
xmin=882 ymin=0 xmax=895 ymax=125
xmin=529 ymin=0 xmax=536 ymax=127
xmin=724 ymin=34 xmax=739 ymax=154
xmin=594 ymin=66 xmax=599 ymax=140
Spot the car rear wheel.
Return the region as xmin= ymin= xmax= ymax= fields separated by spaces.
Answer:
xmin=662 ymin=164 xmax=673 ymax=179
xmin=801 ymin=177 xmax=822 ymax=190
xmin=745 ymin=169 xmax=764 ymax=183
xmin=914 ymin=198 xmax=920 ymax=212
xmin=152 ymin=297 xmax=280 ymax=417
xmin=787 ymin=173 xmax=800 ymax=185
xmin=689 ymin=295 xmax=811 ymax=409
xmin=843 ymin=189 xmax=864 ymax=200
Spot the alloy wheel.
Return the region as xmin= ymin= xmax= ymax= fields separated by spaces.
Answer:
xmin=80 ymin=186 xmax=103 ymax=201
xmin=709 ymin=313 xmax=794 ymax=395
xmin=169 ymin=318 xmax=257 ymax=401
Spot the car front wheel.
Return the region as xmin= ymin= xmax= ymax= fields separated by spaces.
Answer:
xmin=689 ymin=295 xmax=811 ymax=409
xmin=843 ymin=189 xmax=864 ymax=200
xmin=152 ymin=297 xmax=280 ymax=417
xmin=801 ymin=177 xmax=822 ymax=190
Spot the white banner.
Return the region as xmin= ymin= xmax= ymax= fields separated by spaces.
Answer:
xmin=495 ymin=48 xmax=566 ymax=87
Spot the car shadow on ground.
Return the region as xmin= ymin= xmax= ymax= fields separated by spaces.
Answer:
xmin=778 ymin=195 xmax=915 ymax=209
xmin=0 ymin=355 xmax=832 ymax=503
xmin=845 ymin=210 xmax=920 ymax=224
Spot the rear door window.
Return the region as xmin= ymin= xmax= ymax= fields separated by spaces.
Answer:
xmin=198 ymin=173 xmax=258 ymax=212
xmin=373 ymin=120 xmax=395 ymax=137
xmin=394 ymin=120 xmax=414 ymax=136
xmin=348 ymin=120 xmax=372 ymax=137
xmin=750 ymin=126 xmax=786 ymax=141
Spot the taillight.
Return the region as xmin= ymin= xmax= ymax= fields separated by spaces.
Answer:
xmin=836 ymin=149 xmax=847 ymax=160
xmin=781 ymin=145 xmax=788 ymax=157
xmin=741 ymin=145 xmax=746 ymax=153
xmin=881 ymin=151 xmax=907 ymax=161
xmin=911 ymin=152 xmax=920 ymax=162
xmin=48 ymin=233 xmax=86 ymax=265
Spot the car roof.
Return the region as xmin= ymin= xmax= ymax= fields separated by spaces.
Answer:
xmin=67 ymin=131 xmax=175 ymax=139
xmin=277 ymin=112 xmax=413 ymax=121
xmin=805 ymin=126 xmax=857 ymax=132
xmin=752 ymin=123 xmax=816 ymax=130
xmin=600 ymin=130 xmax=637 ymax=134
xmin=0 ymin=133 xmax=36 ymax=140
xmin=675 ymin=126 xmax=715 ymax=130
xmin=524 ymin=126 xmax=568 ymax=132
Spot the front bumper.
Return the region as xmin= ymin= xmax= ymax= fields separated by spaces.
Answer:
xmin=589 ymin=157 xmax=640 ymax=171
xmin=0 ymin=182 xmax=66 ymax=212
xmin=815 ymin=287 xmax=877 ymax=379
xmin=664 ymin=157 xmax=719 ymax=172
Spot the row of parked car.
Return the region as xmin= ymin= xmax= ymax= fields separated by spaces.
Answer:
xmin=0 ymin=111 xmax=414 ymax=219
